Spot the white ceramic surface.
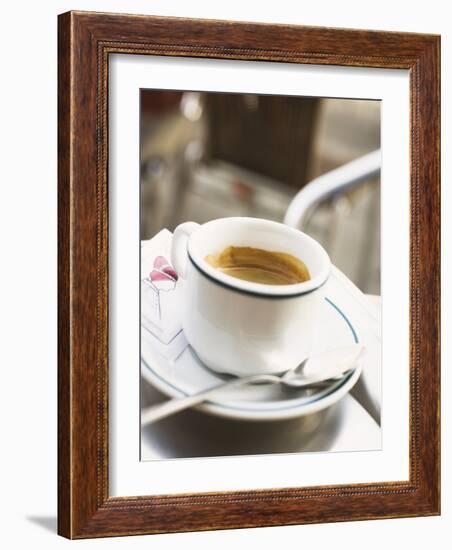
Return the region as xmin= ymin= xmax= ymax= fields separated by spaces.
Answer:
xmin=141 ymin=293 xmax=363 ymax=421
xmin=170 ymin=217 xmax=331 ymax=376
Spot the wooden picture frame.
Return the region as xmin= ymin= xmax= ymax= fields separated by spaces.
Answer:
xmin=58 ymin=10 xmax=440 ymax=538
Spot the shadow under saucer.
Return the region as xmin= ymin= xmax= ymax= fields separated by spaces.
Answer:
xmin=140 ymin=382 xmax=345 ymax=460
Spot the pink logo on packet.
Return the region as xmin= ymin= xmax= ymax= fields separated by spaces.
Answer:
xmin=145 ymin=256 xmax=178 ymax=321
xmin=149 ymin=256 xmax=178 ymax=291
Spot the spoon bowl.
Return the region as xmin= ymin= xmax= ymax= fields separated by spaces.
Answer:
xmin=280 ymin=344 xmax=366 ymax=388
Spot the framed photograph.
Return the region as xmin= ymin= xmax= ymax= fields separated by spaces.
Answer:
xmin=58 ymin=11 xmax=440 ymax=538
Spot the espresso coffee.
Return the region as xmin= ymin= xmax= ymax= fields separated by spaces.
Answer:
xmin=205 ymin=246 xmax=310 ymax=285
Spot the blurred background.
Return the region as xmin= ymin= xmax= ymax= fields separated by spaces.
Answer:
xmin=140 ymin=90 xmax=380 ymax=294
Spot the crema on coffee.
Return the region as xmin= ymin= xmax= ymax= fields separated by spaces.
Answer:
xmin=205 ymin=246 xmax=310 ymax=285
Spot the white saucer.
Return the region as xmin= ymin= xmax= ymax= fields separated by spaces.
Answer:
xmin=141 ymin=278 xmax=373 ymax=421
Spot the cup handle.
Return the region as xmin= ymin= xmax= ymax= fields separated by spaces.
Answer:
xmin=171 ymin=222 xmax=200 ymax=279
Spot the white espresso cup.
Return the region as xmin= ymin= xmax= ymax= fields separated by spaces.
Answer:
xmin=171 ymin=217 xmax=331 ymax=376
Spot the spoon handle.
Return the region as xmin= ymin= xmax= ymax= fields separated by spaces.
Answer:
xmin=141 ymin=374 xmax=277 ymax=425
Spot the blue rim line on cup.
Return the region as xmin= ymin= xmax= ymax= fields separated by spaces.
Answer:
xmin=184 ymin=217 xmax=331 ymax=298
xmin=187 ymin=252 xmax=329 ymax=299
